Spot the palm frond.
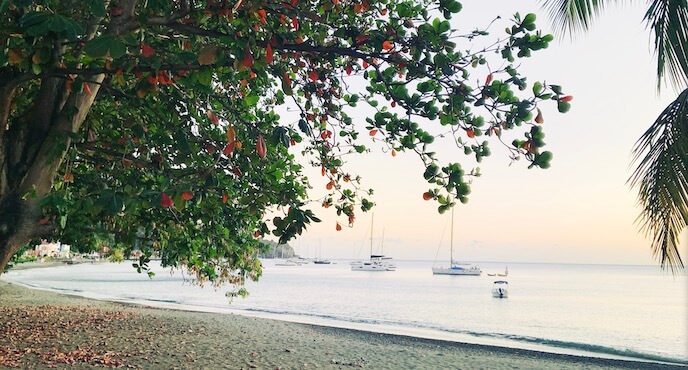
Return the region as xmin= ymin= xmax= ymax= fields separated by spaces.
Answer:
xmin=540 ymin=0 xmax=610 ymax=36
xmin=644 ymin=0 xmax=688 ymax=91
xmin=629 ymin=88 xmax=688 ymax=273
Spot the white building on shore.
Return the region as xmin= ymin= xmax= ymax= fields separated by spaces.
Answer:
xmin=33 ymin=240 xmax=71 ymax=259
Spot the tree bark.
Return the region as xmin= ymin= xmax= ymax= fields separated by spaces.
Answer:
xmin=0 ymin=76 xmax=104 ymax=273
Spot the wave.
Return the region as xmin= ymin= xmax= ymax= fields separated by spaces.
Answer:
xmin=466 ymin=331 xmax=687 ymax=365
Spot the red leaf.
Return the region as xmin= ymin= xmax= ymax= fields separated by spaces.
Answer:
xmin=466 ymin=129 xmax=475 ymax=138
xmin=485 ymin=73 xmax=493 ymax=85
xmin=336 ymin=222 xmax=342 ymax=231
xmin=382 ymin=40 xmax=393 ymax=50
xmin=308 ymin=70 xmax=318 ymax=81
xmin=559 ymin=95 xmax=573 ymax=102
xmin=369 ymin=129 xmax=378 ymax=136
xmin=256 ymin=134 xmax=267 ymax=158
xmin=222 ymin=194 xmax=228 ymax=204
xmin=266 ymin=43 xmax=273 ymax=64
xmin=534 ymin=108 xmax=544 ymax=124
xmin=140 ymin=43 xmax=155 ymax=57
xmin=182 ymin=191 xmax=193 ymax=200
xmin=355 ymin=35 xmax=369 ymax=45
xmin=158 ymin=71 xmax=172 ymax=85
xmin=345 ymin=64 xmax=353 ymax=75
xmin=283 ymin=72 xmax=291 ymax=88
xmin=292 ymin=16 xmax=299 ymax=30
xmin=242 ymin=47 xmax=254 ymax=68
xmin=257 ymin=9 xmax=267 ymax=24
xmin=223 ymin=141 xmax=236 ymax=156
xmin=160 ymin=193 xmax=174 ymax=208
xmin=147 ymin=74 xmax=158 ymax=85
xmin=110 ymin=5 xmax=123 ymax=16
xmin=207 ymin=110 xmax=220 ymax=125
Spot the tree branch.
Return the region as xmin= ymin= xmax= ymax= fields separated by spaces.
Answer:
xmin=146 ymin=0 xmax=192 ymax=26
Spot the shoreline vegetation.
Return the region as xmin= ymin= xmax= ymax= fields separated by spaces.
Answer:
xmin=1 ymin=265 xmax=686 ymax=369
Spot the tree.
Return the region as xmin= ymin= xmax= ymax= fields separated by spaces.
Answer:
xmin=541 ymin=0 xmax=687 ymax=271
xmin=0 ymin=0 xmax=567 ymax=291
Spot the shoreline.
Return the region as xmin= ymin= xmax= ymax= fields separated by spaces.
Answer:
xmin=1 ymin=280 xmax=686 ymax=369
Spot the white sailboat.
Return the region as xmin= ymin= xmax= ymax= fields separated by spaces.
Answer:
xmin=432 ymin=209 xmax=481 ymax=276
xmin=351 ymin=216 xmax=396 ymax=272
xmin=313 ymin=239 xmax=331 ymax=264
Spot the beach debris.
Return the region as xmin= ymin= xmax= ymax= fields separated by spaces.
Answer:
xmin=330 ymin=356 xmax=367 ymax=367
xmin=0 ymin=305 xmax=136 ymax=368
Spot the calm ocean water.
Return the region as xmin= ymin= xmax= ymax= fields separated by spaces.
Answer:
xmin=3 ymin=260 xmax=687 ymax=364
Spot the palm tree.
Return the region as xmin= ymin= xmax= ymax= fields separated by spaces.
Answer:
xmin=541 ymin=0 xmax=687 ymax=271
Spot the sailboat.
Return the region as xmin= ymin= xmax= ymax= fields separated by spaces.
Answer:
xmin=432 ymin=209 xmax=481 ymax=276
xmin=313 ymin=239 xmax=331 ymax=264
xmin=351 ymin=216 xmax=396 ymax=271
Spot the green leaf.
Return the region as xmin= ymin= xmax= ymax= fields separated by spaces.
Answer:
xmin=532 ymin=81 xmax=543 ymax=95
xmin=245 ymin=94 xmax=260 ymax=106
xmin=88 ymin=0 xmax=106 ymax=17
xmin=298 ymin=119 xmax=311 ymax=135
xmin=523 ymin=13 xmax=536 ymax=25
xmin=108 ymin=195 xmax=124 ymax=215
xmin=21 ymin=13 xmax=84 ymax=40
xmin=84 ymin=36 xmax=127 ymax=59
xmin=557 ymin=101 xmax=571 ymax=113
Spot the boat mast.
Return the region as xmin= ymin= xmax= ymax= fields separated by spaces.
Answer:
xmin=370 ymin=214 xmax=374 ymax=256
xmin=450 ymin=208 xmax=454 ymax=264
xmin=380 ymin=228 xmax=385 ymax=254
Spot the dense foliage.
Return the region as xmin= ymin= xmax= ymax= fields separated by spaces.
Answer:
xmin=0 ymin=0 xmax=568 ymax=291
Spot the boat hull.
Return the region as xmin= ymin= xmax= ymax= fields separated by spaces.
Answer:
xmin=351 ymin=261 xmax=396 ymax=271
xmin=492 ymin=288 xmax=509 ymax=298
xmin=492 ymin=281 xmax=509 ymax=298
xmin=432 ymin=266 xmax=481 ymax=276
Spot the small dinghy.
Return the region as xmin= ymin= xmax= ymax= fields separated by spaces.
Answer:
xmin=492 ymin=280 xmax=509 ymax=298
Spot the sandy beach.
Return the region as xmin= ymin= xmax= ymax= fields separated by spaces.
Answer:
xmin=0 ymin=279 xmax=685 ymax=370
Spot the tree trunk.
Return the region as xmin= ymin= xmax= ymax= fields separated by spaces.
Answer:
xmin=0 ymin=76 xmax=104 ymax=273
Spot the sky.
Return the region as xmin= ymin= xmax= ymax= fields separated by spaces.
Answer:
xmin=269 ymin=1 xmax=687 ymax=266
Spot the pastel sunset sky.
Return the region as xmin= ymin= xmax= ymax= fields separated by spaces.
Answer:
xmin=269 ymin=1 xmax=687 ymax=265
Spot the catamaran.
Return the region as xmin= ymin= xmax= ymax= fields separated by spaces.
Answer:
xmin=351 ymin=216 xmax=395 ymax=271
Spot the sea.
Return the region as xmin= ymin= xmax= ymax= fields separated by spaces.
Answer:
xmin=2 ymin=259 xmax=687 ymax=365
